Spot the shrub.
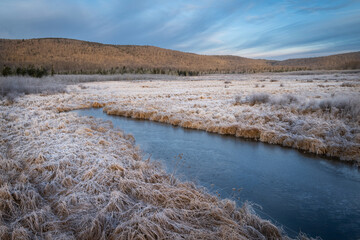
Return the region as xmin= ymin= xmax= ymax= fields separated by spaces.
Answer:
xmin=245 ymin=93 xmax=270 ymax=105
xmin=234 ymin=95 xmax=242 ymax=105
xmin=300 ymin=96 xmax=360 ymax=120
xmin=341 ymin=82 xmax=356 ymax=87
xmin=320 ymin=97 xmax=360 ymax=118
xmin=237 ymin=92 xmax=359 ymax=121
xmin=271 ymin=94 xmax=299 ymax=106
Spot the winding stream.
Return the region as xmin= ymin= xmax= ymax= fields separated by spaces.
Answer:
xmin=75 ymin=108 xmax=360 ymax=240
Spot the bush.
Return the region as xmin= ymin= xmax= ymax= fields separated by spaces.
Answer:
xmin=234 ymin=95 xmax=242 ymax=105
xmin=245 ymin=93 xmax=270 ymax=105
xmin=341 ymin=82 xmax=356 ymax=87
xmin=236 ymin=92 xmax=359 ymax=121
xmin=318 ymin=97 xmax=360 ymax=118
xmin=299 ymin=96 xmax=360 ymax=120
xmin=2 ymin=66 xmax=49 ymax=78
xmin=271 ymin=94 xmax=299 ymax=106
xmin=0 ymin=76 xmax=67 ymax=99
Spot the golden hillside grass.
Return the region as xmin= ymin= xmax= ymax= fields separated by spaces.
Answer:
xmin=1 ymin=38 xmax=359 ymax=74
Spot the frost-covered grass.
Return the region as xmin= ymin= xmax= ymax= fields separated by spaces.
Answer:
xmin=0 ymin=74 xmax=181 ymax=96
xmin=308 ymin=97 xmax=360 ymax=119
xmin=47 ymin=74 xmax=179 ymax=84
xmin=0 ymin=93 xmax=295 ymax=239
xmin=0 ymin=74 xmax=182 ymax=102
xmin=0 ymin=76 xmax=67 ymax=100
xmin=237 ymin=93 xmax=360 ymax=121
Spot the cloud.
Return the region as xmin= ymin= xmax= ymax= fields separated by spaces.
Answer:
xmin=295 ymin=1 xmax=352 ymax=13
xmin=245 ymin=14 xmax=275 ymax=23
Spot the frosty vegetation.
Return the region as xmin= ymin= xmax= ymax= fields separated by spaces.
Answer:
xmin=83 ymin=71 xmax=358 ymax=163
xmin=0 ymin=70 xmax=358 ymax=239
xmin=238 ymin=93 xmax=360 ymax=120
xmin=0 ymin=77 xmax=66 ymax=101
xmin=0 ymin=75 xmax=180 ymax=102
xmin=0 ymin=92 xmax=300 ymax=239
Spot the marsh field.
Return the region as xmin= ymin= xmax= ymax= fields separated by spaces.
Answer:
xmin=1 ymin=70 xmax=360 ymax=239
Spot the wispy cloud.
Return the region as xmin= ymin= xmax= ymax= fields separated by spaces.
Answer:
xmin=295 ymin=0 xmax=353 ymax=13
xmin=0 ymin=0 xmax=359 ymax=59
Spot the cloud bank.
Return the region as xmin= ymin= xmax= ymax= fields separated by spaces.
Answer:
xmin=0 ymin=0 xmax=359 ymax=59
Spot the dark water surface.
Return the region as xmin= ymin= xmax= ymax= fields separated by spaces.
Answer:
xmin=75 ymin=108 xmax=360 ymax=240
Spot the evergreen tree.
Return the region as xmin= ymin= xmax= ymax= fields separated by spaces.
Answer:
xmin=2 ymin=66 xmax=12 ymax=76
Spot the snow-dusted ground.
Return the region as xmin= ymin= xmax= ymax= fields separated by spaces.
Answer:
xmin=0 ymin=71 xmax=358 ymax=239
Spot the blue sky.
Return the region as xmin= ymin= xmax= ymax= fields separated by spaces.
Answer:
xmin=1 ymin=0 xmax=359 ymax=60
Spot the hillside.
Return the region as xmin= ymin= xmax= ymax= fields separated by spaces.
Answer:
xmin=1 ymin=38 xmax=359 ymax=75
xmin=268 ymin=52 xmax=360 ymax=70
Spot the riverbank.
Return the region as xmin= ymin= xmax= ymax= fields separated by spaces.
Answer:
xmin=0 ymin=89 xmax=293 ymax=238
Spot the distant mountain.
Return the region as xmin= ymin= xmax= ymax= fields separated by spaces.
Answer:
xmin=1 ymin=38 xmax=359 ymax=75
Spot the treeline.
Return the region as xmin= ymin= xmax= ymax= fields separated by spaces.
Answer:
xmin=59 ymin=66 xmax=309 ymax=76
xmin=92 ymin=66 xmax=202 ymax=76
xmin=1 ymin=65 xmax=54 ymax=78
xmin=1 ymin=65 xmax=311 ymax=78
xmin=0 ymin=65 xmax=203 ymax=77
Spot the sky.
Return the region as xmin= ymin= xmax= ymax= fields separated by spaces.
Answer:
xmin=1 ymin=0 xmax=360 ymax=60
